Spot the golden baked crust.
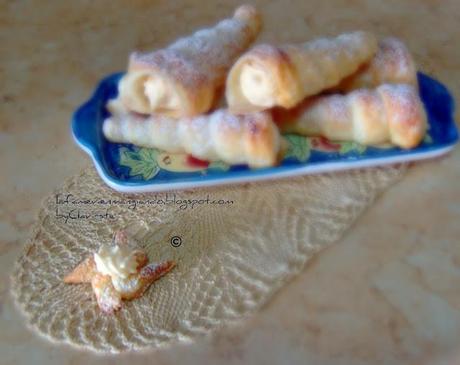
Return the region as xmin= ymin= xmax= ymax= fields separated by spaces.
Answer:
xmin=226 ymin=31 xmax=378 ymax=112
xmin=337 ymin=37 xmax=418 ymax=91
xmin=103 ymin=99 xmax=281 ymax=168
xmin=119 ymin=5 xmax=262 ymax=118
xmin=275 ymin=84 xmax=427 ymax=149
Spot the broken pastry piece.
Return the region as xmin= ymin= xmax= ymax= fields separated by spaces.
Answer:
xmin=274 ymin=84 xmax=427 ymax=149
xmin=64 ymin=230 xmax=175 ymax=314
xmin=103 ymin=98 xmax=281 ymax=168
xmin=119 ymin=4 xmax=262 ymax=118
xmin=336 ymin=37 xmax=418 ymax=91
xmin=226 ymin=31 xmax=378 ymax=112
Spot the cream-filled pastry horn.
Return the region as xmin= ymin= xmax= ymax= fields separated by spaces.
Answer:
xmin=226 ymin=31 xmax=378 ymax=112
xmin=337 ymin=37 xmax=418 ymax=91
xmin=118 ymin=4 xmax=262 ymax=118
xmin=103 ymin=98 xmax=281 ymax=168
xmin=64 ymin=230 xmax=175 ymax=314
xmin=273 ymin=84 xmax=427 ymax=149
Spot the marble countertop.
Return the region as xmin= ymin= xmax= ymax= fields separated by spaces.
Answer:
xmin=1 ymin=0 xmax=459 ymax=364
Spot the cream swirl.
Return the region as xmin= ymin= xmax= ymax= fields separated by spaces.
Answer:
xmin=144 ymin=76 xmax=181 ymax=111
xmin=240 ymin=63 xmax=276 ymax=107
xmin=94 ymin=244 xmax=139 ymax=279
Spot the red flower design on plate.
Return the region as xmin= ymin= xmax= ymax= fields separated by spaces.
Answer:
xmin=310 ymin=136 xmax=341 ymax=152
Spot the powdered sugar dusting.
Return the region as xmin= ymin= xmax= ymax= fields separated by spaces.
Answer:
xmin=103 ymin=102 xmax=279 ymax=167
xmin=372 ymin=38 xmax=417 ymax=84
xmin=230 ymin=31 xmax=377 ymax=109
xmin=298 ymin=31 xmax=377 ymax=99
xmin=322 ymin=95 xmax=350 ymax=124
xmin=340 ymin=37 xmax=417 ymax=90
xmin=140 ymin=261 xmax=174 ymax=280
xmin=377 ymin=84 xmax=424 ymax=127
xmin=276 ymin=83 xmax=425 ymax=148
xmin=130 ymin=6 xmax=260 ymax=90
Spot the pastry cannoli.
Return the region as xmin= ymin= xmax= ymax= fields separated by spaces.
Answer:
xmin=63 ymin=231 xmax=148 ymax=284
xmin=103 ymin=99 xmax=281 ymax=168
xmin=273 ymin=84 xmax=427 ymax=149
xmin=119 ymin=4 xmax=262 ymax=117
xmin=226 ymin=31 xmax=378 ymax=112
xmin=337 ymin=37 xmax=418 ymax=91
xmin=64 ymin=230 xmax=175 ymax=314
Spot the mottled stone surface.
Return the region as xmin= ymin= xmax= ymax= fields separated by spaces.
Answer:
xmin=1 ymin=0 xmax=459 ymax=364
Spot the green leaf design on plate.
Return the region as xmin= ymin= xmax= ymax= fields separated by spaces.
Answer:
xmin=119 ymin=147 xmax=160 ymax=180
xmin=208 ymin=160 xmax=230 ymax=171
xmin=339 ymin=141 xmax=367 ymax=155
xmin=284 ymin=134 xmax=311 ymax=162
xmin=423 ymin=133 xmax=433 ymax=144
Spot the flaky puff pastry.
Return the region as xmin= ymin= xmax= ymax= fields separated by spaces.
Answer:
xmin=226 ymin=31 xmax=378 ymax=112
xmin=274 ymin=84 xmax=427 ymax=149
xmin=337 ymin=37 xmax=418 ymax=91
xmin=103 ymin=98 xmax=281 ymax=168
xmin=64 ymin=230 xmax=175 ymax=314
xmin=118 ymin=5 xmax=261 ymax=118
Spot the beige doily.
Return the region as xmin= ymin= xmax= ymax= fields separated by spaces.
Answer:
xmin=11 ymin=165 xmax=405 ymax=353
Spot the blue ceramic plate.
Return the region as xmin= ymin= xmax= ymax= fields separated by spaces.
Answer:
xmin=72 ymin=72 xmax=458 ymax=193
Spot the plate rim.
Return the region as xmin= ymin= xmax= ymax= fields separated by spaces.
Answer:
xmin=73 ymin=132 xmax=456 ymax=193
xmin=71 ymin=72 xmax=459 ymax=193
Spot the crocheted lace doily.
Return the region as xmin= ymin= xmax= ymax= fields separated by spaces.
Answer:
xmin=11 ymin=165 xmax=405 ymax=353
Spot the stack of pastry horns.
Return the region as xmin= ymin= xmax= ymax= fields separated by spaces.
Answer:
xmin=103 ymin=4 xmax=427 ymax=168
